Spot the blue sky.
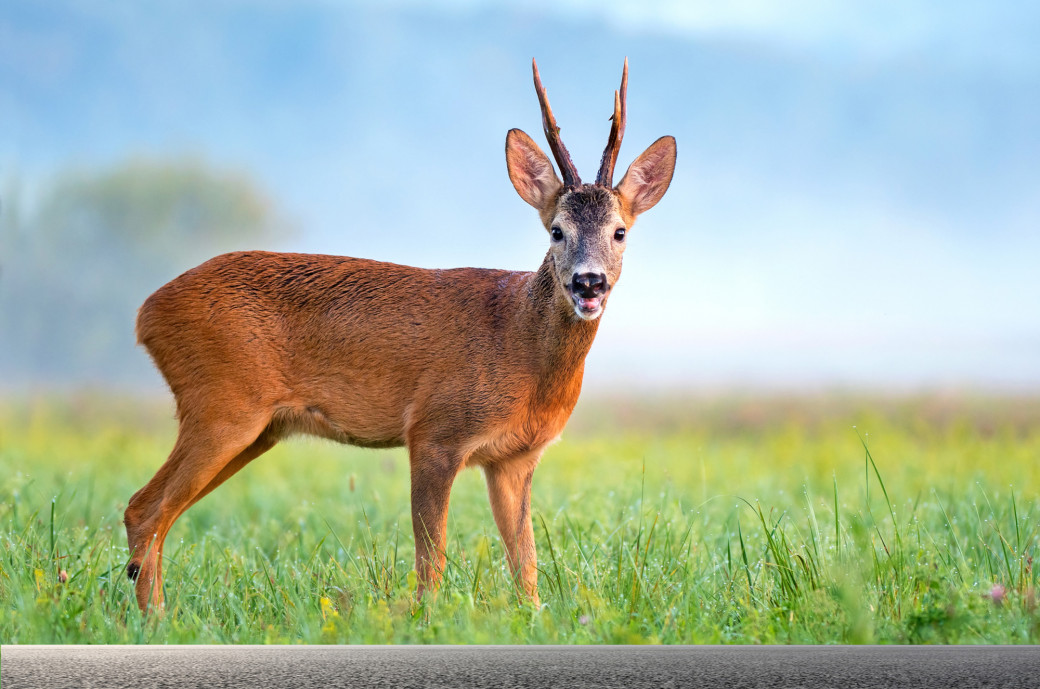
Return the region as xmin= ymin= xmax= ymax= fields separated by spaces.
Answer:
xmin=2 ymin=0 xmax=1038 ymax=389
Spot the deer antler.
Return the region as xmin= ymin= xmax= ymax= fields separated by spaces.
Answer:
xmin=595 ymin=57 xmax=628 ymax=188
xmin=532 ymin=58 xmax=581 ymax=188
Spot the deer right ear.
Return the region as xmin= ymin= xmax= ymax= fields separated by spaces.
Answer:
xmin=616 ymin=136 xmax=677 ymax=217
xmin=506 ymin=129 xmax=562 ymax=210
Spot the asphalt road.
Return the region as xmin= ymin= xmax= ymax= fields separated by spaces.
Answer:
xmin=3 ymin=645 xmax=1039 ymax=688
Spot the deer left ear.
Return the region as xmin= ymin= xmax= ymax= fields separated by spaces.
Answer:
xmin=506 ymin=128 xmax=563 ymax=211
xmin=616 ymin=136 xmax=676 ymax=217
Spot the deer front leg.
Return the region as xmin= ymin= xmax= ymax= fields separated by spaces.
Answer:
xmin=484 ymin=455 xmax=540 ymax=607
xmin=408 ymin=443 xmax=465 ymax=599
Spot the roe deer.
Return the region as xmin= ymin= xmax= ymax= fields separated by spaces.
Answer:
xmin=124 ymin=58 xmax=676 ymax=612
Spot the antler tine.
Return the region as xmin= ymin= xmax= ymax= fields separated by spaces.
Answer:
xmin=532 ymin=58 xmax=582 ymax=188
xmin=595 ymin=57 xmax=628 ymax=187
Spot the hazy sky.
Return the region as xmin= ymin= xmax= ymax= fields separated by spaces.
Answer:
xmin=2 ymin=0 xmax=1037 ymax=390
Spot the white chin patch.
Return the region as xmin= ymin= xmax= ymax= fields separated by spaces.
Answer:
xmin=573 ymin=296 xmax=603 ymax=320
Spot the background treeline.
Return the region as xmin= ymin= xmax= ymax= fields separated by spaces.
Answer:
xmin=0 ymin=160 xmax=289 ymax=388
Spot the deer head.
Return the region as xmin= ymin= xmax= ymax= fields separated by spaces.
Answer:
xmin=506 ymin=58 xmax=677 ymax=321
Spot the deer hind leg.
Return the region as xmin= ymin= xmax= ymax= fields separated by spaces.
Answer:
xmin=124 ymin=411 xmax=272 ymax=613
xmin=484 ymin=454 xmax=540 ymax=607
xmin=182 ymin=429 xmax=278 ymax=513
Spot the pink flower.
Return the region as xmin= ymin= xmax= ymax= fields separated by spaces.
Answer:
xmin=990 ymin=584 xmax=1006 ymax=605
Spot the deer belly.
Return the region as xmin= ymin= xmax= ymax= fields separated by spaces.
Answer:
xmin=274 ymin=368 xmax=413 ymax=448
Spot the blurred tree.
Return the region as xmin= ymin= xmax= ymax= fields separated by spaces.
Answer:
xmin=0 ymin=159 xmax=290 ymax=388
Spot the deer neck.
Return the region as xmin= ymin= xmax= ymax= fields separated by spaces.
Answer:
xmin=516 ymin=254 xmax=601 ymax=399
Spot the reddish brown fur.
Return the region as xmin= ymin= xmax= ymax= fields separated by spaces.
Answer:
xmin=124 ymin=60 xmax=676 ymax=613
xmin=125 ymin=253 xmax=595 ymax=609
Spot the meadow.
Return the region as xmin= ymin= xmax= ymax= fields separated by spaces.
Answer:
xmin=1 ymin=392 xmax=1038 ymax=644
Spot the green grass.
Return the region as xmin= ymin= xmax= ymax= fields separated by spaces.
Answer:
xmin=1 ymin=393 xmax=1039 ymax=644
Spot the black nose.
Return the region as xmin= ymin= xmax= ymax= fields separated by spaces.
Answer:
xmin=572 ymin=272 xmax=608 ymax=298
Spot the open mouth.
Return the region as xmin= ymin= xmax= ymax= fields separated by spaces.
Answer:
xmin=571 ymin=294 xmax=604 ymax=319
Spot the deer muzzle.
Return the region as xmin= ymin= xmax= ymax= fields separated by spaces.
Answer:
xmin=570 ymin=272 xmax=609 ymax=319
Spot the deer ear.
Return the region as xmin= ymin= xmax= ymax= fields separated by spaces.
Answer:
xmin=616 ymin=136 xmax=676 ymax=217
xmin=506 ymin=128 xmax=562 ymax=210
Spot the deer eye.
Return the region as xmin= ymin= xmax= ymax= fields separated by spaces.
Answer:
xmin=614 ymin=227 xmax=627 ymax=242
xmin=551 ymin=226 xmax=564 ymax=242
